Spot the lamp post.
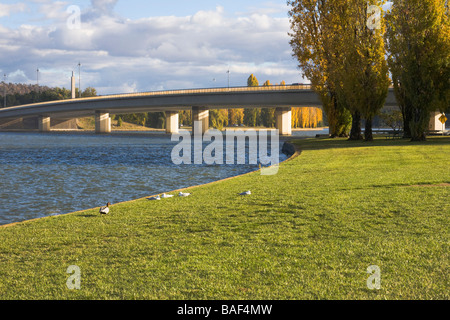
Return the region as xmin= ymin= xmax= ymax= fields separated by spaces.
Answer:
xmin=78 ymin=62 xmax=81 ymax=98
xmin=3 ymin=74 xmax=6 ymax=108
xmin=226 ymin=69 xmax=230 ymax=88
xmin=37 ymin=68 xmax=40 ymax=101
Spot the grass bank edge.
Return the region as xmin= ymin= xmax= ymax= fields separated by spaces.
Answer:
xmin=0 ymin=140 xmax=303 ymax=230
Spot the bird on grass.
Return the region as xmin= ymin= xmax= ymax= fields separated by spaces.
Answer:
xmin=99 ymin=202 xmax=111 ymax=214
xmin=239 ymin=191 xmax=251 ymax=196
xmin=178 ymin=191 xmax=191 ymax=197
xmin=161 ymin=193 xmax=174 ymax=198
xmin=148 ymin=195 xmax=161 ymax=201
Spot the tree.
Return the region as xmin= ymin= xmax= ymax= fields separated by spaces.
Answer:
xmin=247 ymin=74 xmax=259 ymax=87
xmin=179 ymin=110 xmax=192 ymax=126
xmin=288 ymin=0 xmax=352 ymax=137
xmin=385 ymin=0 xmax=450 ymax=141
xmin=244 ymin=74 xmax=260 ymax=127
xmin=228 ymin=109 xmax=244 ymax=126
xmin=209 ymin=109 xmax=228 ymax=130
xmin=261 ymin=80 xmax=276 ymax=127
xmin=380 ymin=109 xmax=403 ymax=131
xmin=333 ymin=0 xmax=390 ymax=141
xmin=81 ymin=87 xmax=97 ymax=97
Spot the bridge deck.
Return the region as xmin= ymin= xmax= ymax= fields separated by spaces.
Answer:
xmin=0 ymin=85 xmax=397 ymax=119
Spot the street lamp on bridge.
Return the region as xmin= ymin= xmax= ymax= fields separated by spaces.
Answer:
xmin=37 ymin=68 xmax=40 ymax=101
xmin=78 ymin=62 xmax=81 ymax=98
xmin=3 ymin=74 xmax=6 ymax=108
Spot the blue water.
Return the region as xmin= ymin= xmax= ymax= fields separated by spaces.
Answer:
xmin=0 ymin=130 xmax=305 ymax=225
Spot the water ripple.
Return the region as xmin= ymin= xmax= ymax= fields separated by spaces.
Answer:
xmin=0 ymin=131 xmax=289 ymax=226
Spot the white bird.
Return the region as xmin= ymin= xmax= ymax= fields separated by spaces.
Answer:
xmin=161 ymin=193 xmax=174 ymax=198
xmin=148 ymin=195 xmax=161 ymax=200
xmin=99 ymin=202 xmax=110 ymax=214
xmin=178 ymin=191 xmax=191 ymax=197
xmin=239 ymin=191 xmax=251 ymax=196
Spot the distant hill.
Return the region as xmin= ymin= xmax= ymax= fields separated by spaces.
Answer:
xmin=0 ymin=83 xmax=96 ymax=108
xmin=1 ymin=83 xmax=51 ymax=96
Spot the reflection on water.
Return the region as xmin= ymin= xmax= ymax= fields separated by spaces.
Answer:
xmin=0 ymin=131 xmax=295 ymax=226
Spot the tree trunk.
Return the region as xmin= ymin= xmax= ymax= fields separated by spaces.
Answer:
xmin=348 ymin=110 xmax=363 ymax=140
xmin=409 ymin=108 xmax=428 ymax=141
xmin=364 ymin=116 xmax=374 ymax=141
xmin=401 ymin=105 xmax=412 ymax=139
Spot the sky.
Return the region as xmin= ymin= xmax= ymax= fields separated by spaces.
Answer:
xmin=0 ymin=0 xmax=303 ymax=95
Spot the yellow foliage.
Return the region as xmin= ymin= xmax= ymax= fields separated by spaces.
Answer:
xmin=291 ymin=107 xmax=323 ymax=128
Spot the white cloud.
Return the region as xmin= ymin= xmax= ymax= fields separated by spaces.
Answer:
xmin=0 ymin=3 xmax=27 ymax=18
xmin=0 ymin=2 xmax=302 ymax=94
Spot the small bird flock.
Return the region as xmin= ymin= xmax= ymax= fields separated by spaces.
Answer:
xmin=100 ymin=190 xmax=251 ymax=215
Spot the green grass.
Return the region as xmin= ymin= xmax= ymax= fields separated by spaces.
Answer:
xmin=0 ymin=137 xmax=448 ymax=300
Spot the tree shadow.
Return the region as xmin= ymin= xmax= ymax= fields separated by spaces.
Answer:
xmin=290 ymin=136 xmax=450 ymax=151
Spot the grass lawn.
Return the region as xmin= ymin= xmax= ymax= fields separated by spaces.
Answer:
xmin=0 ymin=137 xmax=448 ymax=300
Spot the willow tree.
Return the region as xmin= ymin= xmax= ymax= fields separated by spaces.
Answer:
xmin=385 ymin=0 xmax=450 ymax=141
xmin=288 ymin=0 xmax=352 ymax=137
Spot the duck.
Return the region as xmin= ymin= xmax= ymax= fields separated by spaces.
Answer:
xmin=161 ymin=193 xmax=174 ymax=198
xmin=178 ymin=191 xmax=191 ymax=197
xmin=99 ymin=202 xmax=110 ymax=214
xmin=239 ymin=190 xmax=251 ymax=196
xmin=148 ymin=195 xmax=161 ymax=201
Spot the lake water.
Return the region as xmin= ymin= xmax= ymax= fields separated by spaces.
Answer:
xmin=0 ymin=129 xmax=330 ymax=226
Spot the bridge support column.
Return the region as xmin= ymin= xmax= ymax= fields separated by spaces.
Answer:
xmin=192 ymin=107 xmax=209 ymax=134
xmin=275 ymin=107 xmax=292 ymax=136
xmin=38 ymin=116 xmax=51 ymax=132
xmin=95 ymin=112 xmax=111 ymax=134
xmin=166 ymin=111 xmax=179 ymax=134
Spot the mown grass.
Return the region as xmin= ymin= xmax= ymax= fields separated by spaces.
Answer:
xmin=0 ymin=137 xmax=448 ymax=300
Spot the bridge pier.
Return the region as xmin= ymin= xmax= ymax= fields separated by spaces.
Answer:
xmin=38 ymin=116 xmax=51 ymax=132
xmin=166 ymin=111 xmax=179 ymax=134
xmin=275 ymin=107 xmax=292 ymax=136
xmin=95 ymin=112 xmax=111 ymax=134
xmin=192 ymin=107 xmax=209 ymax=133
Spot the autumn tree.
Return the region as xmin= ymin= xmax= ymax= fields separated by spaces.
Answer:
xmin=332 ymin=0 xmax=390 ymax=141
xmin=385 ymin=0 xmax=450 ymax=140
xmin=260 ymin=80 xmax=276 ymax=127
xmin=288 ymin=0 xmax=352 ymax=137
xmin=209 ymin=109 xmax=228 ymax=130
xmin=243 ymin=74 xmax=261 ymax=127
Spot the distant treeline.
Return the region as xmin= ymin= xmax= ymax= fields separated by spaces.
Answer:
xmin=0 ymin=83 xmax=97 ymax=108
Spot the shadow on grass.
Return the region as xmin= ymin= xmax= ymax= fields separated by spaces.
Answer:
xmin=291 ymin=136 xmax=450 ymax=151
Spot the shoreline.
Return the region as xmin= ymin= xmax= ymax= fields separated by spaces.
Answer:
xmin=0 ymin=140 xmax=302 ymax=229
xmin=0 ymin=127 xmax=329 ymax=133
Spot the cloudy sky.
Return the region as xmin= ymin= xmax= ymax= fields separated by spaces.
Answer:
xmin=0 ymin=0 xmax=303 ymax=95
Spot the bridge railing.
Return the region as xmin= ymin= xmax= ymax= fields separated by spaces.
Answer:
xmin=1 ymin=84 xmax=313 ymax=110
xmin=96 ymin=84 xmax=313 ymax=99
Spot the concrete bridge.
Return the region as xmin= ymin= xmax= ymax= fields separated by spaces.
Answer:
xmin=0 ymin=83 xmax=423 ymax=135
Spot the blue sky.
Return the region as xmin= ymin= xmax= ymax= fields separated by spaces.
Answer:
xmin=0 ymin=1 xmax=302 ymax=94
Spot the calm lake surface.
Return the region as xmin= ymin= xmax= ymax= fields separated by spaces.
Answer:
xmin=0 ymin=129 xmax=327 ymax=226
